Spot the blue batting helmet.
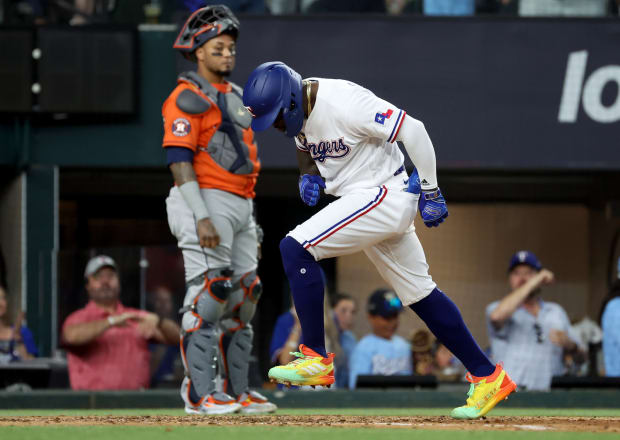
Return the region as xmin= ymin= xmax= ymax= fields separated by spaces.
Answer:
xmin=173 ymin=5 xmax=239 ymax=62
xmin=242 ymin=61 xmax=304 ymax=137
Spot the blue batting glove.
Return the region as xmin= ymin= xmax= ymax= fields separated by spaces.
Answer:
xmin=299 ymin=174 xmax=326 ymax=206
xmin=418 ymin=187 xmax=449 ymax=228
xmin=406 ymin=167 xmax=421 ymax=195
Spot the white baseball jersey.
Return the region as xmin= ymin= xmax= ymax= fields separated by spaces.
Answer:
xmin=288 ymin=78 xmax=437 ymax=305
xmin=295 ymin=78 xmax=407 ymax=197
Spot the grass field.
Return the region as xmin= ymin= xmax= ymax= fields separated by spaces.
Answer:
xmin=1 ymin=408 xmax=619 ymax=440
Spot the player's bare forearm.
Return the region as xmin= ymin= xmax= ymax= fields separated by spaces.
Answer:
xmin=296 ymin=149 xmax=319 ymax=176
xmin=170 ymin=161 xmax=198 ymax=185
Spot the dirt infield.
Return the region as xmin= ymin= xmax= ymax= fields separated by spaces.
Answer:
xmin=1 ymin=415 xmax=619 ymax=432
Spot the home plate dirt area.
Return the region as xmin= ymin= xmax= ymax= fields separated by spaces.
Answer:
xmin=1 ymin=415 xmax=619 ymax=432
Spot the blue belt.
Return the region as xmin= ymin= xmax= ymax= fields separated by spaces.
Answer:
xmin=393 ymin=164 xmax=405 ymax=176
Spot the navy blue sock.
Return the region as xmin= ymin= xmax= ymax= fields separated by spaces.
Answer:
xmin=279 ymin=236 xmax=327 ymax=357
xmin=409 ymin=288 xmax=495 ymax=377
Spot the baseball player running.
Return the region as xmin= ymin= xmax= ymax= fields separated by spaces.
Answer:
xmin=242 ymin=62 xmax=516 ymax=419
xmin=162 ymin=6 xmax=276 ymax=414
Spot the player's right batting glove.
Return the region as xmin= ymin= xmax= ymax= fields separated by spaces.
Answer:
xmin=418 ymin=187 xmax=449 ymax=228
xmin=299 ymin=174 xmax=326 ymax=206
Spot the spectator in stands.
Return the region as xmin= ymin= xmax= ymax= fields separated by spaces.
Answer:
xmin=410 ymin=328 xmax=463 ymax=380
xmin=184 ymin=0 xmax=266 ymax=14
xmin=502 ymin=0 xmax=609 ymax=16
xmin=423 ymin=0 xmax=474 ymax=15
xmin=271 ymin=292 xmax=355 ymax=388
xmin=486 ymin=250 xmax=585 ymax=390
xmin=266 ymin=0 xmax=306 ymax=13
xmin=570 ymin=315 xmax=602 ymax=376
xmin=329 ymin=293 xmax=357 ymax=388
xmin=432 ymin=341 xmax=464 ymax=381
xmin=69 ymin=0 xmax=95 ymax=25
xmin=600 ymin=269 xmax=620 ymax=376
xmin=349 ymin=288 xmax=411 ymax=389
xmin=62 ymin=255 xmax=180 ymax=390
xmin=410 ymin=328 xmax=434 ymax=375
xmin=147 ymin=285 xmax=182 ymax=387
xmin=305 ymin=0 xmax=386 ymax=14
xmin=269 ymin=300 xmax=302 ymax=366
xmin=0 ymin=285 xmax=37 ymax=364
xmin=0 ymin=0 xmax=47 ymax=24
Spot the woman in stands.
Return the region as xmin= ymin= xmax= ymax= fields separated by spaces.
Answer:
xmin=0 ymin=285 xmax=37 ymax=364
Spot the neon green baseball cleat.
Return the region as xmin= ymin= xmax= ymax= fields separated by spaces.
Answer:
xmin=451 ymin=364 xmax=517 ymax=420
xmin=268 ymin=344 xmax=335 ymax=388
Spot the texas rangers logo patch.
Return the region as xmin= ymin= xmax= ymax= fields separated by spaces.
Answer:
xmin=172 ymin=118 xmax=191 ymax=137
xmin=374 ymin=109 xmax=393 ymax=125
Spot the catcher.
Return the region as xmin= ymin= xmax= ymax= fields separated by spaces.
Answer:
xmin=162 ymin=5 xmax=275 ymax=415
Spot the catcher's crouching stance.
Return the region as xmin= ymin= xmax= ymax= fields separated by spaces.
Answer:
xmin=162 ymin=5 xmax=275 ymax=415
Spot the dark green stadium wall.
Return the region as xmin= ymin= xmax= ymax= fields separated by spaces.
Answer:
xmin=2 ymin=17 xmax=620 ymax=170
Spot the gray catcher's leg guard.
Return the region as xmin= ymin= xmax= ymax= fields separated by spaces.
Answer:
xmin=184 ymin=324 xmax=220 ymax=397
xmin=224 ymin=324 xmax=254 ymax=396
xmin=180 ymin=269 xmax=233 ymax=398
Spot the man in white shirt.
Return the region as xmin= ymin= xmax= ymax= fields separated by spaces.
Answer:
xmin=487 ymin=251 xmax=585 ymax=390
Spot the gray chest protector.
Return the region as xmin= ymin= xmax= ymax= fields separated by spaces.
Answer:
xmin=177 ymin=71 xmax=257 ymax=175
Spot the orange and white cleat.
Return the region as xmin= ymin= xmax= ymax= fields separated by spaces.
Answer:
xmin=237 ymin=390 xmax=277 ymax=414
xmin=181 ymin=377 xmax=241 ymax=415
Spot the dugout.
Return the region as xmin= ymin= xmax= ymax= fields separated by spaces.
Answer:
xmin=0 ymin=16 xmax=619 ymax=383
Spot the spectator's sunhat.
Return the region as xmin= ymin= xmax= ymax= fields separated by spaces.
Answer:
xmin=84 ymin=255 xmax=118 ymax=278
xmin=508 ymin=250 xmax=542 ymax=273
xmin=367 ymin=288 xmax=403 ymax=318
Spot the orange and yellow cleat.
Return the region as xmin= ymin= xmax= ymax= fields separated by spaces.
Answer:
xmin=451 ymin=364 xmax=517 ymax=419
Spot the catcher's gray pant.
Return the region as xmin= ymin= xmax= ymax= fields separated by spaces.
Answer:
xmin=166 ymin=186 xmax=261 ymax=399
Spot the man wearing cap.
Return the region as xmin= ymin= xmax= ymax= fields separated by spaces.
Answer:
xmin=61 ymin=255 xmax=180 ymax=390
xmin=348 ymin=289 xmax=412 ymax=389
xmin=486 ymin=251 xmax=584 ymax=391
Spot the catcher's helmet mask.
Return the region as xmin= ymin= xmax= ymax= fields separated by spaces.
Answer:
xmin=174 ymin=5 xmax=240 ymax=62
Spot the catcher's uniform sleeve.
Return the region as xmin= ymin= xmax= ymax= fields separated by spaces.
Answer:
xmin=162 ymin=88 xmax=203 ymax=151
xmin=347 ymin=86 xmax=406 ymax=144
